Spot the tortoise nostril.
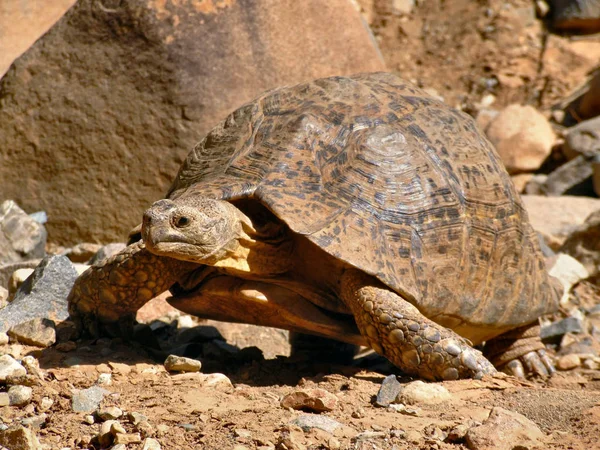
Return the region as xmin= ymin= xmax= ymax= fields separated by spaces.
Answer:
xmin=174 ymin=215 xmax=190 ymax=228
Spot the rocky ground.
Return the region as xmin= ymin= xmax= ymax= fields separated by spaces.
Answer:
xmin=3 ymin=0 xmax=600 ymax=449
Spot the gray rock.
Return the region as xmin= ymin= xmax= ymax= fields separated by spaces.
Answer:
xmin=0 ymin=425 xmax=42 ymax=450
xmin=8 ymin=318 xmax=56 ymax=347
xmin=396 ymin=380 xmax=452 ymax=405
xmin=550 ymin=0 xmax=600 ymax=33
xmin=164 ymin=355 xmax=202 ymax=373
xmin=8 ymin=385 xmax=32 ymax=406
xmin=521 ymin=195 xmax=600 ymax=249
xmin=541 ymin=316 xmax=584 ymax=340
xmin=539 ymin=154 xmax=595 ymax=197
xmin=291 ymin=414 xmax=343 ymax=434
xmin=20 ymin=414 xmax=47 ymax=430
xmin=0 ymin=354 xmax=26 ymax=382
xmin=466 ymin=407 xmax=546 ymax=450
xmin=563 ymin=116 xmax=600 ymax=160
xmin=0 ymin=200 xmax=47 ymax=265
xmin=89 ymin=243 xmax=127 ymax=265
xmin=71 ymin=385 xmax=110 ymax=412
xmin=375 ymin=374 xmax=401 ymax=407
xmin=0 ymin=255 xmax=78 ymax=332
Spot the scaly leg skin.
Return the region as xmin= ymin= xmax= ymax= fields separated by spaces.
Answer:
xmin=340 ymin=269 xmax=497 ymax=381
xmin=484 ymin=324 xmax=554 ymax=378
xmin=67 ymin=241 xmax=197 ymax=337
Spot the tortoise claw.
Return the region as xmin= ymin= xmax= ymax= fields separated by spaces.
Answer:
xmin=503 ymin=349 xmax=555 ymax=378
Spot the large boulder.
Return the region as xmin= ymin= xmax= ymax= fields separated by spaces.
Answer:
xmin=0 ymin=0 xmax=76 ymax=78
xmin=484 ymin=104 xmax=555 ymax=174
xmin=0 ymin=0 xmax=385 ymax=245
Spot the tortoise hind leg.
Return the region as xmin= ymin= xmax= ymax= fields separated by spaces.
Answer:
xmin=484 ymin=324 xmax=554 ymax=378
xmin=340 ymin=269 xmax=496 ymax=381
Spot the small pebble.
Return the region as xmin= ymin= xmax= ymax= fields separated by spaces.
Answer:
xmin=234 ymin=429 xmax=252 ymax=439
xmin=136 ymin=421 xmax=155 ymax=438
xmin=111 ymin=422 xmax=127 ymax=435
xmin=72 ymin=385 xmax=110 ymax=412
xmin=97 ymin=373 xmax=112 ymax=385
xmin=20 ymin=413 xmax=47 ymax=428
xmin=164 ymin=354 xmax=202 ymax=373
xmin=8 ymin=385 xmax=32 ymax=406
xmin=97 ymin=406 xmax=123 ymax=421
xmin=128 ymin=411 xmax=149 ymax=425
xmin=0 ymin=332 xmax=9 ymax=345
xmin=375 ymin=374 xmax=401 ymax=407
xmin=142 ymin=438 xmax=162 ymax=450
xmin=0 ymin=354 xmax=26 ymax=382
xmin=0 ymin=425 xmax=42 ymax=449
xmin=397 ymin=380 xmax=451 ymax=405
xmin=291 ymin=414 xmax=343 ymax=434
xmin=280 ymin=388 xmax=338 ymax=413
xmin=556 ymin=354 xmax=581 ymax=371
xmin=84 ymin=415 xmax=95 ymax=425
xmin=114 ymin=432 xmax=142 ymax=444
xmin=21 ymin=356 xmax=43 ymax=379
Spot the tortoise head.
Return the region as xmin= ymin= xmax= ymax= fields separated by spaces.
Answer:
xmin=142 ymin=197 xmax=253 ymax=265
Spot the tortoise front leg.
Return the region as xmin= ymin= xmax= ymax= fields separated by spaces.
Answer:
xmin=68 ymin=241 xmax=197 ymax=336
xmin=340 ymin=269 xmax=496 ymax=381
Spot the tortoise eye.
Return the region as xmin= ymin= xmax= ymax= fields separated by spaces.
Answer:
xmin=174 ymin=216 xmax=190 ymax=228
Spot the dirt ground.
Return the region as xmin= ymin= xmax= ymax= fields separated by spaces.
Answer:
xmin=3 ymin=0 xmax=600 ymax=449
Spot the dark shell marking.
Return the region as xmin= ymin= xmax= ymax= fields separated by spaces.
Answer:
xmin=168 ymin=72 xmax=559 ymax=344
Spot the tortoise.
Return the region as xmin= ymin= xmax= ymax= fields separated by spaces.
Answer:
xmin=68 ymin=72 xmax=561 ymax=381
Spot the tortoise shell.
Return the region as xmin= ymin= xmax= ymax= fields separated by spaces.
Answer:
xmin=167 ymin=72 xmax=559 ymax=344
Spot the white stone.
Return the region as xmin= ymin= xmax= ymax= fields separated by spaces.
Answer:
xmin=548 ymin=254 xmax=589 ymax=305
xmin=0 ymin=354 xmax=26 ymax=382
xmin=8 ymin=385 xmax=32 ymax=406
xmin=164 ymin=355 xmax=201 ymax=373
xmin=396 ymin=380 xmax=451 ymax=405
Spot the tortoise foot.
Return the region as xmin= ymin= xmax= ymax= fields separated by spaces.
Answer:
xmin=503 ymin=349 xmax=555 ymax=378
xmin=485 ymin=323 xmax=554 ymax=378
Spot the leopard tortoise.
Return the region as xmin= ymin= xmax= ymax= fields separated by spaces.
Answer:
xmin=68 ymin=72 xmax=561 ymax=381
